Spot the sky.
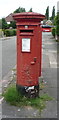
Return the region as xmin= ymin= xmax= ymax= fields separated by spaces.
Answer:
xmin=0 ymin=0 xmax=59 ymax=19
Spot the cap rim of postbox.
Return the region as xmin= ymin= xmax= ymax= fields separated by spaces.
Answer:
xmin=13 ymin=12 xmax=45 ymax=21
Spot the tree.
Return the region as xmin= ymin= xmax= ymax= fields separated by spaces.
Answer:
xmin=10 ymin=21 xmax=16 ymax=29
xmin=28 ymin=8 xmax=33 ymax=12
xmin=55 ymin=13 xmax=59 ymax=25
xmin=55 ymin=12 xmax=59 ymax=39
xmin=14 ymin=7 xmax=26 ymax=13
xmin=0 ymin=19 xmax=2 ymax=29
xmin=51 ymin=6 xmax=55 ymax=20
xmin=53 ymin=12 xmax=59 ymax=40
xmin=45 ymin=6 xmax=49 ymax=20
xmin=2 ymin=18 xmax=7 ymax=29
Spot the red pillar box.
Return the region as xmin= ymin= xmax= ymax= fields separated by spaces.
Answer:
xmin=13 ymin=12 xmax=45 ymax=97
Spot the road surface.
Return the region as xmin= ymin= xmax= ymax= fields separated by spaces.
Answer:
xmin=2 ymin=36 xmax=16 ymax=78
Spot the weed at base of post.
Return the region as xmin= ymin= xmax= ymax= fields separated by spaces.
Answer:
xmin=2 ymin=85 xmax=53 ymax=113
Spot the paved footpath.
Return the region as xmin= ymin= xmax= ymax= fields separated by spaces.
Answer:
xmin=41 ymin=32 xmax=57 ymax=118
xmin=0 ymin=32 xmax=58 ymax=119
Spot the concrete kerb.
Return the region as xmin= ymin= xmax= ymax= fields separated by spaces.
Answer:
xmin=0 ymin=36 xmax=16 ymax=41
xmin=0 ymin=65 xmax=16 ymax=113
xmin=2 ymin=65 xmax=16 ymax=93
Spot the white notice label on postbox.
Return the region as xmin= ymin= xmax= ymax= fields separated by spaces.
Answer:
xmin=22 ymin=38 xmax=30 ymax=52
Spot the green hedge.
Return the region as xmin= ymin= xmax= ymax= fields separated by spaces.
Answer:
xmin=56 ymin=25 xmax=59 ymax=36
xmin=51 ymin=27 xmax=56 ymax=37
xmin=0 ymin=29 xmax=3 ymax=38
xmin=5 ymin=29 xmax=16 ymax=37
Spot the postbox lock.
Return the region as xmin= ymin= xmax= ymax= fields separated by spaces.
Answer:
xmin=34 ymin=57 xmax=37 ymax=62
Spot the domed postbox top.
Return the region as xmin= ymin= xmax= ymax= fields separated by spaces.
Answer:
xmin=13 ymin=12 xmax=45 ymax=22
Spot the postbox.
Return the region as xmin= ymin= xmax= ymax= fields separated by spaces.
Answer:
xmin=13 ymin=12 xmax=45 ymax=97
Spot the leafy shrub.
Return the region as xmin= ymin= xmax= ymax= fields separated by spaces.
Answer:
xmin=0 ymin=29 xmax=2 ymax=37
xmin=5 ymin=29 xmax=16 ymax=37
xmin=13 ymin=29 xmax=16 ymax=35
xmin=5 ymin=29 xmax=10 ymax=36
xmin=56 ymin=25 xmax=59 ymax=36
xmin=51 ymin=27 xmax=56 ymax=37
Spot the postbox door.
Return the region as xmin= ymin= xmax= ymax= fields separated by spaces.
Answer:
xmin=17 ymin=35 xmax=39 ymax=86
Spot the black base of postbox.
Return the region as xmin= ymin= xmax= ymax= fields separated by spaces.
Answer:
xmin=16 ymin=84 xmax=39 ymax=98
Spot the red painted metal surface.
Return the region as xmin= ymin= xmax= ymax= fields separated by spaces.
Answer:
xmin=13 ymin=12 xmax=45 ymax=87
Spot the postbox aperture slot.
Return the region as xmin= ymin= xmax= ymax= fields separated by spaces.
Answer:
xmin=20 ymin=30 xmax=33 ymax=33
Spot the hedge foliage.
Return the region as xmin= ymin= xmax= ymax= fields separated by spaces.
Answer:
xmin=51 ymin=27 xmax=56 ymax=37
xmin=5 ymin=29 xmax=16 ymax=37
xmin=56 ymin=25 xmax=59 ymax=36
xmin=52 ymin=26 xmax=59 ymax=38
